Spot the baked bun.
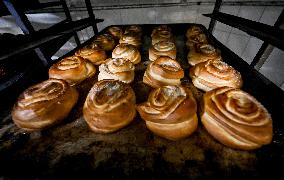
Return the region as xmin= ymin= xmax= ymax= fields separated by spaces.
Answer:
xmin=98 ymin=58 xmax=135 ymax=83
xmin=190 ymin=59 xmax=243 ymax=91
xmin=186 ymin=26 xmax=208 ymax=49
xmin=75 ymin=44 xmax=107 ymax=65
xmin=112 ymin=43 xmax=141 ymax=64
xmin=92 ymin=34 xmax=116 ymax=51
xmin=186 ymin=33 xmax=208 ymax=49
xmin=137 ymin=85 xmax=198 ymax=140
xmin=187 ymin=44 xmax=221 ymax=66
xmin=151 ymin=30 xmax=174 ymax=45
xmin=186 ymin=25 xmax=204 ymax=39
xmin=119 ymin=32 xmax=142 ymax=48
xmin=107 ymin=26 xmax=123 ymax=40
xmin=125 ymin=25 xmax=142 ymax=37
xmin=151 ymin=25 xmax=172 ymax=37
xmin=149 ymin=41 xmax=176 ymax=61
xmin=83 ymin=80 xmax=136 ymax=133
xmin=49 ymin=56 xmax=96 ymax=86
xmin=201 ymin=87 xmax=273 ymax=150
xmin=12 ymin=79 xmax=78 ymax=131
xmin=143 ymin=57 xmax=184 ymax=88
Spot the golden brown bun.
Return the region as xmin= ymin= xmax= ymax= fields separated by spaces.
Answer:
xmin=12 ymin=79 xmax=78 ymax=131
xmin=151 ymin=30 xmax=174 ymax=45
xmin=151 ymin=25 xmax=172 ymax=37
xmin=143 ymin=57 xmax=184 ymax=88
xmin=107 ymin=26 xmax=123 ymax=40
xmin=124 ymin=25 xmax=142 ymax=37
xmin=137 ymin=85 xmax=198 ymax=140
xmin=83 ymin=80 xmax=136 ymax=133
xmin=98 ymin=58 xmax=135 ymax=83
xmin=49 ymin=56 xmax=96 ymax=86
xmin=75 ymin=44 xmax=107 ymax=65
xmin=119 ymin=32 xmax=142 ymax=48
xmin=186 ymin=26 xmax=207 ymax=48
xmin=190 ymin=59 xmax=243 ymax=91
xmin=187 ymin=44 xmax=221 ymax=66
xmin=201 ymin=87 xmax=273 ymax=150
xmin=186 ymin=25 xmax=204 ymax=39
xmin=151 ymin=25 xmax=174 ymax=45
xmin=112 ymin=43 xmax=141 ymax=64
xmin=92 ymin=34 xmax=116 ymax=51
xmin=149 ymin=41 xmax=176 ymax=61
xmin=186 ymin=33 xmax=208 ymax=49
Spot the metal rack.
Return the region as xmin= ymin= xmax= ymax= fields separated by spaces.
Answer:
xmin=0 ymin=0 xmax=103 ymax=97
xmin=1 ymin=0 xmax=101 ymax=66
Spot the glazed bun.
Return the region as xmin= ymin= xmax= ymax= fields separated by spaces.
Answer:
xmin=92 ymin=34 xmax=116 ymax=51
xmin=190 ymin=59 xmax=243 ymax=91
xmin=187 ymin=44 xmax=221 ymax=66
xmin=152 ymin=30 xmax=174 ymax=45
xmin=83 ymin=80 xmax=136 ymax=133
xmin=149 ymin=41 xmax=176 ymax=61
xmin=201 ymin=87 xmax=273 ymax=150
xmin=98 ymin=58 xmax=135 ymax=83
xmin=75 ymin=44 xmax=107 ymax=65
xmin=107 ymin=26 xmax=123 ymax=40
xmin=125 ymin=25 xmax=142 ymax=37
xmin=119 ymin=32 xmax=142 ymax=48
xmin=186 ymin=33 xmax=208 ymax=49
xmin=143 ymin=57 xmax=184 ymax=88
xmin=151 ymin=25 xmax=174 ymax=45
xmin=112 ymin=43 xmax=141 ymax=64
xmin=137 ymin=85 xmax=198 ymax=140
xmin=49 ymin=56 xmax=96 ymax=86
xmin=151 ymin=25 xmax=172 ymax=37
xmin=12 ymin=79 xmax=78 ymax=131
xmin=186 ymin=25 xmax=204 ymax=39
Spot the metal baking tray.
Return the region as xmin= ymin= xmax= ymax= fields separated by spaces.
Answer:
xmin=0 ymin=24 xmax=283 ymax=179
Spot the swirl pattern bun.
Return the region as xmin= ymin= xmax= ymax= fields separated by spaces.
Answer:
xmin=143 ymin=57 xmax=184 ymax=88
xmin=187 ymin=44 xmax=221 ymax=66
xmin=75 ymin=44 xmax=107 ymax=65
xmin=151 ymin=25 xmax=174 ymax=45
xmin=190 ymin=60 xmax=243 ymax=91
xmin=201 ymin=87 xmax=273 ymax=150
xmin=151 ymin=25 xmax=172 ymax=37
xmin=119 ymin=32 xmax=142 ymax=48
xmin=137 ymin=85 xmax=198 ymax=140
xmin=186 ymin=26 xmax=208 ymax=49
xmin=125 ymin=25 xmax=142 ymax=37
xmin=98 ymin=58 xmax=135 ymax=83
xmin=92 ymin=34 xmax=116 ymax=51
xmin=112 ymin=43 xmax=141 ymax=64
xmin=149 ymin=41 xmax=176 ymax=61
xmin=186 ymin=33 xmax=208 ymax=49
xmin=107 ymin=26 xmax=123 ymax=40
xmin=12 ymin=79 xmax=78 ymax=131
xmin=186 ymin=26 xmax=204 ymax=39
xmin=83 ymin=80 xmax=136 ymax=133
xmin=49 ymin=56 xmax=96 ymax=86
xmin=152 ymin=30 xmax=174 ymax=45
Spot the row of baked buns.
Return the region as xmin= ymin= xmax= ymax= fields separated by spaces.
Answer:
xmin=144 ymin=25 xmax=183 ymax=88
xmin=98 ymin=25 xmax=143 ymax=84
xmin=186 ymin=25 xmax=242 ymax=91
xmin=185 ymin=25 xmax=273 ymax=150
xmin=138 ymin=26 xmax=196 ymax=140
xmin=11 ymin=25 xmax=142 ymax=131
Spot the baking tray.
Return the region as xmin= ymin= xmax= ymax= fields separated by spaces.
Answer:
xmin=0 ymin=24 xmax=283 ymax=179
